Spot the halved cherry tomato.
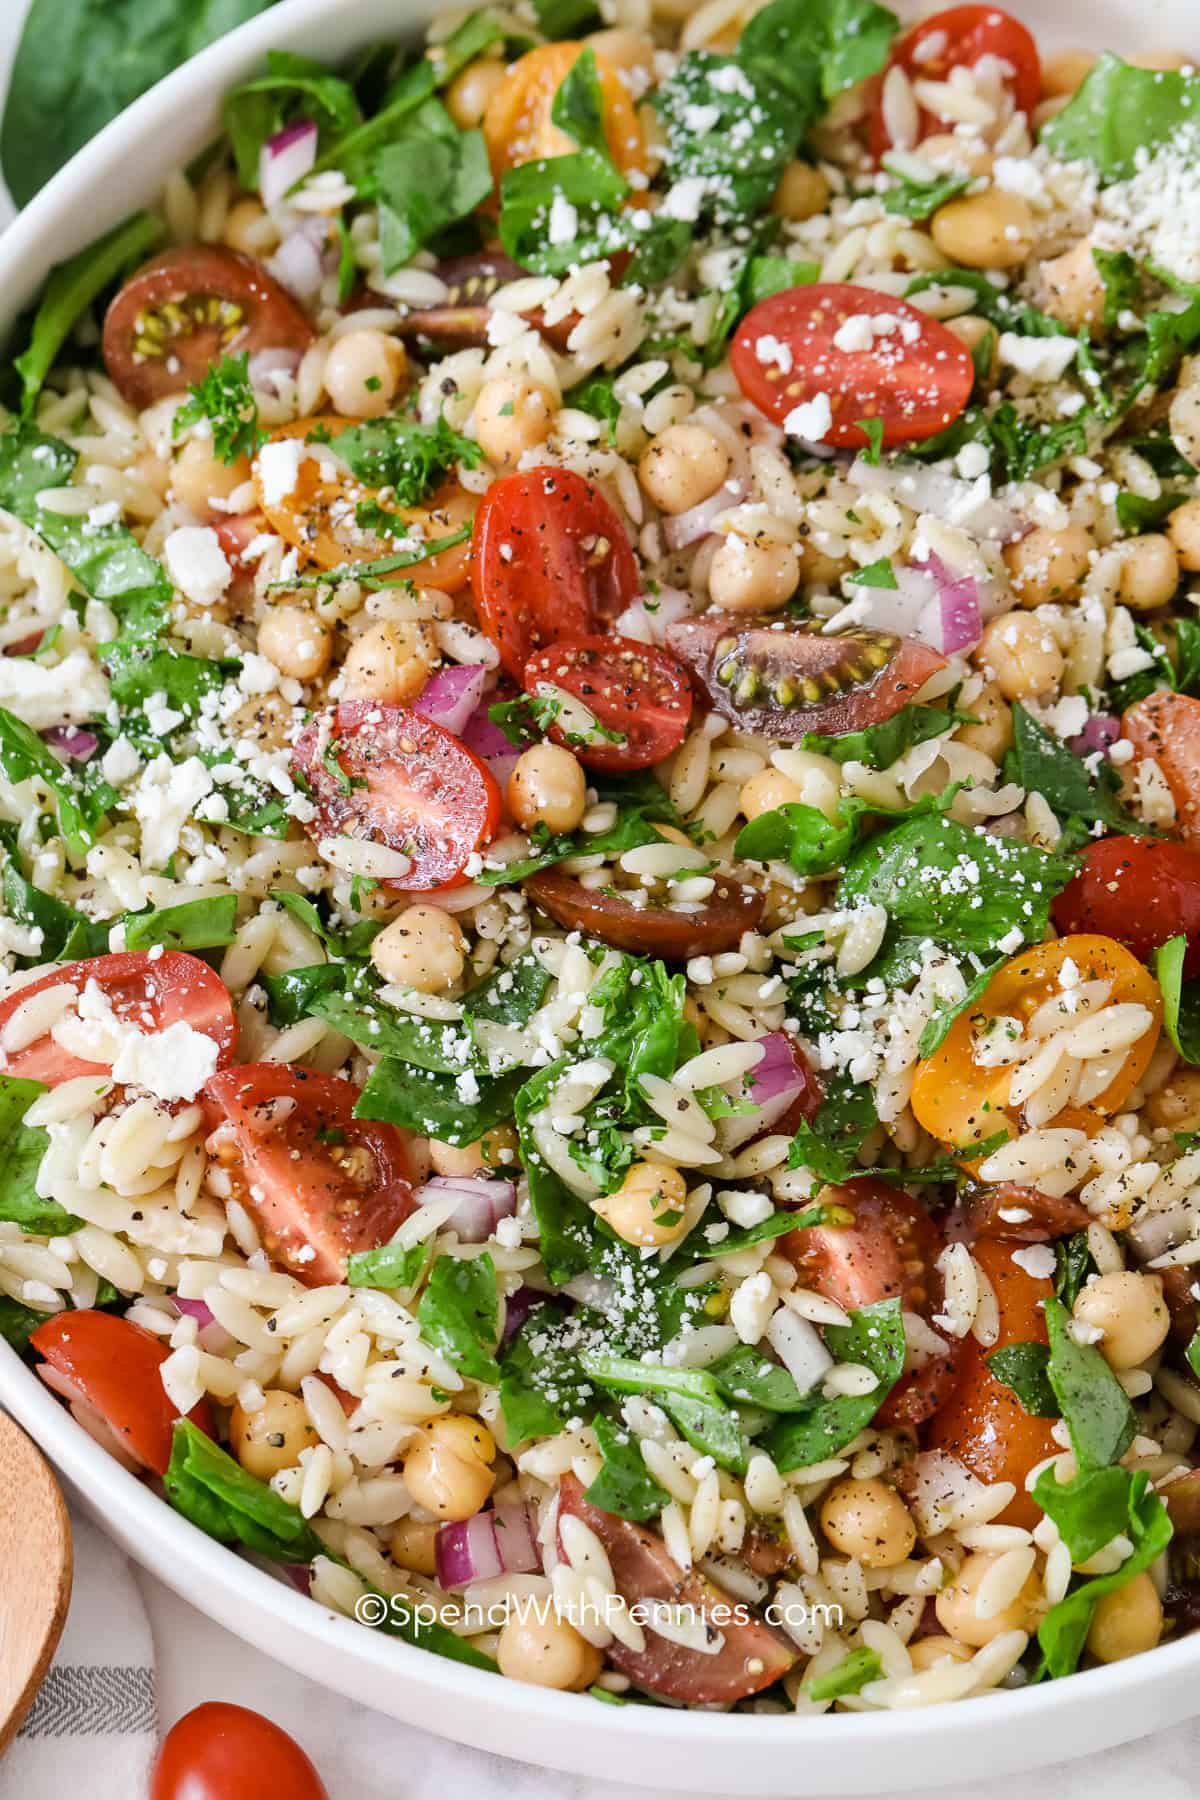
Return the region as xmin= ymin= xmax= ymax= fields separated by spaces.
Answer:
xmin=103 ymin=247 xmax=315 ymax=410
xmin=212 ymin=510 xmax=267 ymax=604
xmin=253 ymin=416 xmax=473 ymax=593
xmin=1053 ymin=835 xmax=1200 ymax=977
xmin=203 ymin=1064 xmax=415 ymax=1286
xmin=783 ymin=1179 xmax=962 ymax=1428
xmin=0 ymin=951 xmax=237 ymax=1088
xmin=664 ymin=612 xmax=946 ymax=740
xmin=523 ymin=635 xmax=693 ymax=771
xmin=31 ymin=1311 xmax=214 ymax=1476
xmin=924 ymin=1237 xmax=1059 ymax=1530
xmin=292 ymin=702 xmax=502 ymax=892
xmin=868 ymin=6 xmax=1041 ymax=158
xmin=1123 ymin=692 xmax=1200 ymax=841
xmin=910 ymin=935 xmax=1163 ymax=1150
xmin=151 ymin=1702 xmax=329 ymax=1800
xmin=483 ymin=44 xmax=646 ymax=185
xmin=557 ymin=1473 xmax=795 ymax=1701
xmin=472 ymin=468 xmax=641 ymax=679
xmin=730 ymin=285 xmax=974 ymax=452
xmin=952 ymin=1181 xmax=1091 ymax=1243
xmin=525 ymin=866 xmax=763 ymax=958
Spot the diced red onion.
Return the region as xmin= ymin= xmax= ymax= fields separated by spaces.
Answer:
xmin=721 ymin=1031 xmax=821 ymax=1151
xmin=933 ymin=566 xmax=982 ymax=655
xmin=173 ymin=1295 xmax=215 ymax=1330
xmin=269 ymin=225 xmax=325 ymax=302
xmin=413 ymin=1175 xmax=517 ymax=1242
xmin=259 ymin=118 xmax=318 ymax=209
xmin=501 ymin=1283 xmax=546 ymax=1343
xmin=1069 ymin=712 xmax=1119 ymax=756
xmin=42 ymin=726 xmax=98 ymax=762
xmin=279 ymin=1562 xmax=313 ymax=1595
xmin=492 ymin=1500 xmax=540 ymax=1574
xmin=461 ymin=699 xmax=519 ymax=788
xmin=414 ymin=664 xmax=488 ymax=737
xmin=436 ymin=1511 xmax=505 ymax=1588
xmin=662 ymin=480 xmax=749 ymax=552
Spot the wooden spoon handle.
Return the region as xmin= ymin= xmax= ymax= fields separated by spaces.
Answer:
xmin=0 ymin=1410 xmax=73 ymax=1754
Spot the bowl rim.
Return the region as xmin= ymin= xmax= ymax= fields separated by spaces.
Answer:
xmin=1 ymin=0 xmax=1200 ymax=1768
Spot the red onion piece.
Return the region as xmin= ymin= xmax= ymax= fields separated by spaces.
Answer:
xmin=1069 ymin=712 xmax=1119 ymax=756
xmin=461 ymin=700 xmax=519 ymax=789
xmin=436 ymin=1511 xmax=504 ymax=1588
xmin=248 ymin=346 xmax=303 ymax=398
xmin=662 ymin=480 xmax=749 ymax=552
xmin=42 ymin=725 xmax=98 ymax=762
xmin=721 ymin=1031 xmax=820 ymax=1151
xmin=501 ymin=1283 xmax=546 ymax=1343
xmin=414 ymin=664 xmax=488 ymax=738
xmin=279 ymin=1562 xmax=313 ymax=1595
xmin=413 ymin=1175 xmax=517 ymax=1242
xmin=260 ymin=118 xmax=318 ymax=208
xmin=493 ymin=1500 xmax=540 ymax=1574
xmin=936 ymin=571 xmax=982 ymax=655
xmin=173 ymin=1295 xmax=215 ymax=1330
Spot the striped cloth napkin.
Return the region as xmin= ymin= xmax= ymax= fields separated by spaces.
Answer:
xmin=0 ymin=1507 xmax=157 ymax=1798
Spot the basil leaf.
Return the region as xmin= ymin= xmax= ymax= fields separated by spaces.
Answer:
xmin=986 ymin=1341 xmax=1059 ymax=1417
xmin=416 ymin=1252 xmax=501 ymax=1383
xmin=1041 ymin=53 xmax=1200 ymax=182
xmin=0 ymin=1075 xmax=83 ymax=1236
xmin=762 ymin=1298 xmax=906 ymax=1471
xmin=1043 ymin=1295 xmax=1135 ymax=1471
xmin=803 ymin=1646 xmax=883 ymax=1702
xmin=122 ymin=895 xmax=238 ymax=952
xmin=223 ymin=48 xmax=360 ymax=188
xmin=1156 ymin=935 xmax=1200 ymax=1064
xmin=586 ymin=1413 xmax=671 ymax=1521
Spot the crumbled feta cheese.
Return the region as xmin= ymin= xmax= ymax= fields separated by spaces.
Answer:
xmin=111 ymin=1018 xmax=221 ymax=1102
xmin=164 ymin=526 xmax=231 ymax=608
xmin=255 ymin=437 xmax=306 ymax=506
xmin=547 ymin=193 xmax=579 ymax=245
xmin=783 ymin=392 xmax=833 ymax=442
xmin=1012 ymin=1244 xmax=1056 ymax=1281
xmin=0 ymin=647 xmax=109 ymax=730
xmin=997 ymin=332 xmax=1079 ymax=383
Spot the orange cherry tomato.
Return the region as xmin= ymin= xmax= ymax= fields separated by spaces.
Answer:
xmin=910 ymin=934 xmax=1162 ymax=1150
xmin=923 ymin=1237 xmax=1059 ymax=1530
xmin=151 ymin=1702 xmax=329 ymax=1800
xmin=252 ymin=416 xmax=473 ymax=593
xmin=483 ymin=43 xmax=646 ymax=185
xmin=868 ymin=6 xmax=1041 ymax=159
xmin=1123 ymin=691 xmax=1200 ymax=841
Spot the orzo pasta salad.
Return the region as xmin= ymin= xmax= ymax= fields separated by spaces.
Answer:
xmin=7 ymin=0 xmax=1200 ymax=1718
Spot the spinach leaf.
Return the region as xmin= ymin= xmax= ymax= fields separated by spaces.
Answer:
xmin=986 ymin=1341 xmax=1059 ymax=1417
xmin=1033 ymin=1463 xmax=1140 ymax=1564
xmin=513 ymin=1057 xmax=602 ymax=1283
xmin=1035 ymin=1472 xmax=1171 ymax=1678
xmin=173 ymin=352 xmax=265 ymax=464
xmin=762 ymin=1298 xmax=906 ymax=1470
xmin=356 ymin=1057 xmax=525 ymax=1146
xmin=1006 ymin=703 xmax=1148 ymax=841
xmin=562 ymin=371 xmax=623 ymax=444
xmin=164 ymin=1417 xmax=325 ymax=1562
xmin=374 ymin=105 xmax=493 ymax=271
xmin=327 ymin=413 xmax=482 ymax=506
xmin=416 ymin=1252 xmax=500 ymax=1382
xmin=477 ymin=774 xmax=683 ymax=885
xmin=552 ymin=47 xmax=608 ymax=157
xmin=268 ymin=889 xmax=381 ymax=959
xmin=586 ymin=1413 xmax=671 ymax=1521
xmin=0 ymin=1296 xmax=46 ymax=1352
xmin=261 ymin=963 xmax=345 ymax=1027
xmin=14 ymin=211 xmax=164 ymax=413
xmin=1055 ymin=1231 xmax=1097 ymax=1310
xmin=881 ymin=163 xmax=968 ymax=220
xmin=1043 ymin=1295 xmax=1135 ymax=1471
xmin=0 ymin=1075 xmax=82 ymax=1236
xmin=0 ymin=835 xmax=106 ymax=962
xmin=737 ymin=0 xmax=898 ymax=106
xmin=532 ymin=0 xmax=601 ymax=34
xmin=706 ymin=1344 xmax=808 ymax=1412
xmin=1091 ymin=247 xmax=1141 ymax=331
xmin=653 ymin=53 xmax=797 ymax=228
xmin=1156 ymin=935 xmax=1200 ymax=1064
xmin=499 ymin=1302 xmax=593 ymax=1442
xmin=1115 ymin=489 xmax=1188 ymax=534
xmin=498 ymin=150 xmax=630 ymax=275
xmin=427 ymin=12 xmax=507 ymax=88
xmin=786 ymin=1073 xmax=879 ymax=1185
xmin=0 ymin=707 xmax=99 ymax=861
xmin=346 ymin=1240 xmax=430 ymax=1290
xmin=987 ymin=402 xmax=1088 ymax=483
xmin=1041 ymin=54 xmax=1200 ymax=182
xmin=845 ymin=557 xmax=898 ymax=590
xmin=223 ymin=48 xmax=360 ymax=188
xmin=744 ymin=254 xmax=821 ymax=308
xmin=916 ymin=956 xmax=1004 ymax=1058
xmin=281 ymin=524 xmax=472 ymax=590
xmin=122 ymin=894 xmax=238 ymax=952
xmin=308 ymin=60 xmax=437 ymax=188
xmin=579 ymin=1354 xmax=748 ymax=1474
xmin=735 ymin=784 xmax=957 ymax=877
xmin=803 ymin=1646 xmax=883 ymax=1702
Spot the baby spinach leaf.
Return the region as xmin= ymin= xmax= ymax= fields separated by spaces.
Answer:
xmin=737 ymin=0 xmax=898 ymax=106
xmin=261 ymin=963 xmax=345 ymax=1027
xmin=0 ymin=707 xmax=98 ymax=861
xmin=586 ymin=1413 xmax=671 ymax=1520
xmin=786 ymin=1072 xmax=879 ymax=1185
xmin=762 ymin=1298 xmax=906 ymax=1470
xmin=1043 ymin=1296 xmax=1135 ymax=1471
xmin=802 ymin=1646 xmax=883 ymax=1702
xmin=268 ymin=889 xmax=381 ymax=959
xmin=0 ymin=1075 xmax=83 ymax=1236
xmin=1156 ymin=935 xmax=1200 ymax=1064
xmin=427 ymin=11 xmax=507 ymax=87
xmin=416 ymin=1251 xmax=501 ymax=1383
xmin=986 ymin=1340 xmax=1059 ymax=1417
xmin=477 ymin=784 xmax=681 ymax=885
xmin=1115 ymin=489 xmax=1188 ymax=534
xmin=987 ymin=403 xmax=1088 ymax=483
xmin=356 ymin=1056 xmax=525 ymax=1147
xmin=173 ymin=352 xmax=265 ymax=464
xmin=1033 ymin=1462 xmax=1139 ymax=1564
xmin=309 ymin=59 xmax=437 ymax=189
xmin=1055 ymin=1231 xmax=1098 ymax=1310
xmin=122 ymin=894 xmax=238 ymax=952
xmin=744 ymin=254 xmax=821 ymax=307
xmin=735 ymin=800 xmax=858 ymax=877
xmin=164 ymin=1417 xmax=325 ymax=1562
xmin=551 ymin=47 xmax=608 ymax=157
xmin=881 ymin=164 xmax=968 ymax=220
xmin=532 ymin=0 xmax=601 ymax=34
xmin=328 ymin=413 xmax=481 ymax=505
xmin=346 ymin=1240 xmax=430 ymax=1290
xmin=0 ymin=833 xmax=105 ymax=962
xmin=1041 ymin=53 xmax=1200 ymax=182
xmin=0 ymin=1296 xmax=45 ymax=1352
xmin=579 ymin=1354 xmax=748 ymax=1473
xmin=653 ymin=53 xmax=797 ymax=227
xmin=1035 ymin=1472 xmax=1171 ymax=1678
xmin=223 ymin=48 xmax=360 ymax=188
xmin=374 ymin=104 xmax=493 ymax=271
xmin=801 ymin=702 xmax=965 ymax=772
xmin=499 ymin=1302 xmax=593 ymax=1442
xmin=1006 ymin=703 xmax=1148 ymax=841
xmin=706 ymin=1344 xmax=808 ymax=1412
xmin=498 ymin=149 xmax=630 ymax=274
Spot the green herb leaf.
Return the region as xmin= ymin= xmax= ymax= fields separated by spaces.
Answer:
xmin=763 ymin=1298 xmax=906 ymax=1470
xmin=0 ymin=1075 xmax=83 ymax=1236
xmin=585 ymin=1413 xmax=671 ymax=1521
xmin=355 ymin=1056 xmax=525 ymax=1146
xmin=416 ymin=1252 xmax=501 ymax=1382
xmin=803 ymin=1646 xmax=883 ymax=1702
xmin=706 ymin=1344 xmax=808 ymax=1412
xmin=346 ymin=1240 xmax=430 ymax=1290
xmin=1041 ymin=53 xmax=1200 ymax=182
xmin=329 ymin=412 xmax=482 ymax=505
xmin=801 ymin=700 xmax=966 ymax=772
xmin=122 ymin=894 xmax=238 ymax=953
xmin=0 ymin=1296 xmax=46 ymax=1352
xmin=223 ymin=48 xmax=361 ymax=189
xmin=1035 ymin=1472 xmax=1171 ymax=1677
xmin=881 ymin=162 xmax=968 ymax=220
xmin=1156 ymin=934 xmax=1200 ymax=1064
xmin=1043 ymin=1295 xmax=1135 ymax=1471
xmin=738 ymin=0 xmax=898 ymax=104
xmin=1055 ymin=1231 xmax=1098 ymax=1310
xmin=164 ymin=1417 xmax=325 ymax=1563
xmin=173 ymin=351 xmax=265 ymax=464
xmin=1006 ymin=703 xmax=1149 ymax=841
xmin=986 ymin=1340 xmax=1059 ymax=1416
xmin=579 ymin=1354 xmax=748 ymax=1474
xmin=375 ymin=104 xmax=493 ymax=271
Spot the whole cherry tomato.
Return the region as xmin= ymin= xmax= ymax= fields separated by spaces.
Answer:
xmin=151 ymin=1702 xmax=329 ymax=1800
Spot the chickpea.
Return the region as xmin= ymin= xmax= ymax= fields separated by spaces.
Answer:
xmin=171 ymin=434 xmax=251 ymax=517
xmin=497 ymin=1609 xmax=603 ymax=1691
xmin=1038 ymin=238 xmax=1109 ymax=335
xmin=508 ymin=742 xmax=587 ymax=833
xmin=340 ymin=618 xmax=435 ymax=704
xmin=223 ymin=196 xmax=269 ymax=256
xmin=389 ymin=1517 xmax=439 ymax=1576
xmin=430 ymin=1124 xmax=520 ymax=1177
xmin=796 ymin=534 xmax=850 ymax=587
xmin=257 ymin=603 xmax=332 ymax=680
xmin=1073 ymin=1271 xmax=1170 ymax=1370
xmin=740 ymin=767 xmax=804 ymax=822
xmin=945 ymin=314 xmax=998 ymax=379
xmin=709 ymin=534 xmax=800 ymax=613
xmin=1119 ymin=534 xmax=1180 ymax=612
xmin=402 ymin=1415 xmax=496 ymax=1520
xmin=135 ymin=450 xmax=171 ymax=499
xmin=907 ymin=1636 xmax=974 ymax=1672
xmin=920 ymin=132 xmax=994 ymax=178
xmin=930 ymin=189 xmax=1035 ymax=271
xmin=474 ymin=375 xmax=555 ymax=468
xmin=445 ymin=56 xmax=508 ymax=129
xmin=1145 ymin=1068 xmax=1200 ymax=1132
xmin=638 ymin=422 xmax=731 ymax=515
xmin=370 ymin=905 xmax=466 ymax=994
xmin=593 ymin=1161 xmax=689 ymax=1248
xmin=771 ymin=160 xmax=831 ymax=222
xmin=1086 ymin=1572 xmax=1163 ymax=1664
xmin=585 ymin=28 xmax=655 ymax=85
xmin=977 ymin=613 xmax=1065 ymax=701
xmin=1040 ymin=48 xmax=1097 ymax=98
xmin=1168 ymin=497 xmax=1200 ymax=573
xmin=229 ymin=1390 xmax=318 ymax=1481
xmin=818 ymin=1477 xmax=916 ymax=1569
xmin=324 ymin=329 xmax=408 ymax=420
xmin=934 ymin=1552 xmax=1041 ymax=1647
xmin=1004 ymin=523 xmax=1094 ymax=608
xmin=954 ymin=681 xmax=1013 ymax=761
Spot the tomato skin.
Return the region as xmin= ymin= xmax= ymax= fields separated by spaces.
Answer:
xmin=731 ymin=285 xmax=974 ymax=451
xmin=203 ymin=1064 xmax=416 ymax=1287
xmin=525 ymin=867 xmax=763 ymax=959
xmin=393 ymin=251 xmax=580 ymax=352
xmin=557 ymin=1473 xmax=795 ymax=1701
xmin=1123 ymin=692 xmax=1200 ymax=842
xmin=1053 ymin=835 xmax=1200 ymax=977
xmin=471 ymin=468 xmax=641 ymax=679
xmin=151 ymin=1702 xmax=328 ymax=1800
xmin=924 ymin=1237 xmax=1059 ymax=1529
xmin=0 ymin=951 xmax=237 ymax=1088
xmin=483 ymin=43 xmax=646 ymax=184
xmin=869 ymin=6 xmax=1041 ymax=157
xmin=665 ymin=613 xmax=946 ymax=740
xmin=523 ymin=635 xmax=693 ymax=772
xmin=953 ymin=1182 xmax=1091 ymax=1244
xmin=103 ymin=248 xmax=314 ymax=409
xmin=31 ymin=1311 xmax=213 ymax=1476
xmin=292 ymin=701 xmax=501 ymax=892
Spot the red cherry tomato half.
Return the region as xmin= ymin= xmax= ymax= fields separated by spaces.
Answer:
xmin=1052 ymin=834 xmax=1200 ymax=977
xmin=558 ymin=1473 xmax=795 ymax=1701
xmin=731 ymin=285 xmax=974 ymax=452
xmin=522 ymin=634 xmax=693 ymax=771
xmin=103 ymin=247 xmax=315 ymax=409
xmin=31 ymin=1311 xmax=213 ymax=1475
xmin=1123 ymin=691 xmax=1200 ymax=842
xmin=203 ymin=1064 xmax=416 ymax=1286
xmin=471 ymin=467 xmax=641 ymax=679
xmin=0 ymin=951 xmax=237 ymax=1088
xmin=665 ymin=612 xmax=946 ymax=740
xmin=869 ymin=6 xmax=1041 ymax=158
xmin=953 ymin=1180 xmax=1091 ymax=1243
xmin=525 ymin=866 xmax=764 ymax=959
xmin=292 ymin=701 xmax=502 ymax=891
xmin=151 ymin=1702 xmax=329 ymax=1800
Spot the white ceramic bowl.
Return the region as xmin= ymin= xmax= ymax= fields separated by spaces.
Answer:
xmin=3 ymin=0 xmax=1200 ymax=1787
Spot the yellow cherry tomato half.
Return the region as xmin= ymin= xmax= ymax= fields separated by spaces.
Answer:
xmin=483 ymin=43 xmax=647 ymax=186
xmin=910 ymin=934 xmax=1162 ymax=1149
xmin=252 ymin=416 xmax=474 ymax=592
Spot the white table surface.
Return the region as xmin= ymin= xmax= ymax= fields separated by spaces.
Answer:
xmin=4 ymin=2 xmax=1200 ymax=1794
